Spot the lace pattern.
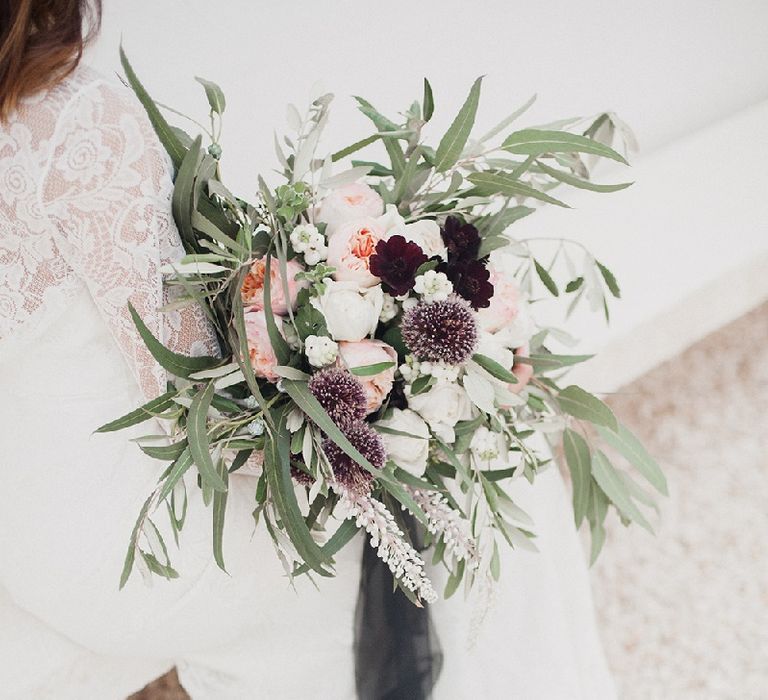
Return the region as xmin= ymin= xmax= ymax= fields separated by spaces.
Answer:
xmin=0 ymin=67 xmax=218 ymax=400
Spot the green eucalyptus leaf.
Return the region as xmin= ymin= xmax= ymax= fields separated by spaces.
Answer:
xmin=472 ymin=353 xmax=518 ymax=384
xmin=536 ymin=159 xmax=632 ymax=193
xmin=596 ymin=259 xmax=621 ymax=298
xmin=212 ymin=457 xmax=229 ymax=571
xmin=128 ymin=302 xmax=219 ymax=378
xmin=331 ymin=134 xmax=380 ymax=162
xmin=503 ymin=129 xmax=629 ymax=165
xmin=350 ymin=361 xmax=395 ymax=377
xmin=172 ymin=135 xmax=203 ymax=251
xmin=195 ymin=76 xmax=226 ymax=115
xmin=188 ymin=382 xmax=227 ymax=492
xmin=434 ymin=76 xmax=483 ymax=172
xmin=592 ymin=451 xmax=653 ymax=532
xmin=557 ymin=385 xmax=618 ymax=431
xmin=597 ymin=423 xmax=667 ymax=495
xmin=95 ymin=390 xmax=176 ymax=433
xmin=467 ymin=171 xmax=570 ymax=208
xmin=563 ymin=428 xmax=591 ymax=527
xmin=158 ymin=448 xmax=194 ymax=501
xmin=422 ymin=78 xmax=435 ymax=121
xmin=534 ymin=259 xmax=559 ymax=296
xmin=119 ymin=46 xmax=186 ymax=169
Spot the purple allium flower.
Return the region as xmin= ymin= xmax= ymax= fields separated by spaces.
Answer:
xmin=308 ymin=367 xmax=367 ymax=427
xmin=441 ymin=216 xmax=481 ymax=261
xmin=322 ymin=421 xmax=386 ymax=493
xmin=369 ymin=234 xmax=428 ymax=296
xmin=442 ymin=259 xmax=495 ymax=309
xmin=400 ymin=296 xmax=478 ymax=364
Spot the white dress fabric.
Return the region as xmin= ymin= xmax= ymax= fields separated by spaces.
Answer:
xmin=0 ymin=66 xmax=614 ymax=699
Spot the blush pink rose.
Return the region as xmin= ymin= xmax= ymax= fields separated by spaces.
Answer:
xmin=476 ymin=268 xmax=522 ymax=333
xmin=316 ymin=182 xmax=384 ymax=235
xmin=241 ymin=258 xmax=306 ymax=315
xmin=327 ymin=218 xmax=385 ymax=287
xmin=509 ymin=343 xmax=534 ymax=395
xmin=337 ymin=339 xmax=397 ymax=413
xmin=243 ymin=310 xmax=282 ymax=382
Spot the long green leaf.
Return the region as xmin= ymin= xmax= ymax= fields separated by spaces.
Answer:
xmin=119 ymin=46 xmax=186 ymax=169
xmin=535 ymin=159 xmax=632 ymax=193
xmin=349 ymin=361 xmax=395 ymax=377
xmin=563 ymin=428 xmax=591 ymax=527
xmin=158 ymin=448 xmax=194 ymax=501
xmin=434 ymin=76 xmax=483 ymax=172
xmin=188 ymin=381 xmax=227 ymax=492
xmin=534 ymin=259 xmax=559 ymax=296
xmin=95 ymin=391 xmax=176 ymax=433
xmin=127 ymin=302 xmax=219 ymax=378
xmin=212 ymin=457 xmax=229 ymax=571
xmin=467 ymin=171 xmax=570 ymax=207
xmin=503 ymin=129 xmax=628 ymax=165
xmin=597 ymin=424 xmax=668 ymax=495
xmin=515 ymin=353 xmax=593 ymax=372
xmin=557 ymin=385 xmax=618 ymax=431
xmin=592 ymin=451 xmax=653 ymax=532
xmin=331 ymin=134 xmax=380 ymax=162
xmin=422 ymin=78 xmax=435 ymax=121
xmin=354 ymin=97 xmax=406 ymax=176
xmin=119 ymin=494 xmax=152 ymax=589
xmin=262 ymin=254 xmax=291 ymax=364
xmin=139 ymin=440 xmax=187 ymax=461
xmin=263 ymin=421 xmax=332 ymax=575
xmin=293 ymin=518 xmax=359 ymax=577
xmin=472 ymin=353 xmax=518 ymax=383
xmin=172 ymin=135 xmax=202 ymax=251
xmin=195 ymin=76 xmax=226 ymax=115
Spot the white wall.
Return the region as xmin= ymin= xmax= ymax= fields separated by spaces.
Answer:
xmin=88 ymin=1 xmax=768 ymax=389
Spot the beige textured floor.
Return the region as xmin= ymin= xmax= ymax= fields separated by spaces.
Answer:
xmin=593 ymin=301 xmax=768 ymax=698
xmin=130 ymin=302 xmax=768 ymax=699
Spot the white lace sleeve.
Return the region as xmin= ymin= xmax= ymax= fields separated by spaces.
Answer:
xmin=40 ymin=80 xmax=219 ymax=401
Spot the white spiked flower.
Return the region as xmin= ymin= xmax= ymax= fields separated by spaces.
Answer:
xmin=414 ymin=270 xmax=453 ymax=303
xmin=336 ymin=485 xmax=438 ymax=603
xmin=305 ymin=334 xmax=338 ymax=367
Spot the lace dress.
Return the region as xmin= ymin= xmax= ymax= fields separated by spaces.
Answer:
xmin=0 ymin=66 xmax=615 ymax=699
xmin=0 ymin=67 xmax=362 ymax=700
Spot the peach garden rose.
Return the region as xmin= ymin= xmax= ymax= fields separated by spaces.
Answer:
xmin=241 ymin=258 xmax=305 ymax=315
xmin=243 ymin=309 xmax=282 ymax=381
xmin=326 ymin=217 xmax=385 ymax=287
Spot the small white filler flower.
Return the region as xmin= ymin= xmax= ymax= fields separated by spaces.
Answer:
xmin=305 ymin=334 xmax=338 ymax=367
xmin=290 ymin=223 xmax=327 ymax=265
xmin=413 ymin=270 xmax=453 ymax=303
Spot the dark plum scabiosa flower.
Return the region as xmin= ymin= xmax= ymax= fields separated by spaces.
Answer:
xmin=308 ymin=367 xmax=367 ymax=427
xmin=442 ymin=258 xmax=495 ymax=309
xmin=322 ymin=421 xmax=386 ymax=493
xmin=441 ymin=216 xmax=481 ymax=262
xmin=369 ymin=234 xmax=428 ymax=296
xmin=400 ymin=296 xmax=478 ymax=365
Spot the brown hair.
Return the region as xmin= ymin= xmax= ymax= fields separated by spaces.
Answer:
xmin=0 ymin=0 xmax=101 ymax=120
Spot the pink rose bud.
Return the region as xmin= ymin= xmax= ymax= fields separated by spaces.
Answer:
xmin=509 ymin=343 xmax=534 ymax=395
xmin=316 ymin=182 xmax=384 ymax=236
xmin=241 ymin=258 xmax=306 ymax=315
xmin=337 ymin=339 xmax=397 ymax=413
xmin=243 ymin=310 xmax=282 ymax=382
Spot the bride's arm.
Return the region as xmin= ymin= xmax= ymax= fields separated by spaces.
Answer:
xmin=39 ymin=78 xmax=220 ymax=401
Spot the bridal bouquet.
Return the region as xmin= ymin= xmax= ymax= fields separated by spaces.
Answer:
xmin=104 ymin=49 xmax=667 ymax=604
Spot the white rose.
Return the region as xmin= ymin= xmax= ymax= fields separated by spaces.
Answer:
xmin=316 ymin=182 xmax=384 ymax=236
xmin=402 ymin=219 xmax=446 ymax=260
xmin=311 ymin=280 xmax=383 ymax=342
xmin=408 ymin=383 xmax=473 ymax=443
xmin=376 ymin=408 xmax=431 ymax=477
xmin=492 ymin=301 xmax=535 ymax=349
xmin=376 ymin=203 xmax=407 ymax=237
